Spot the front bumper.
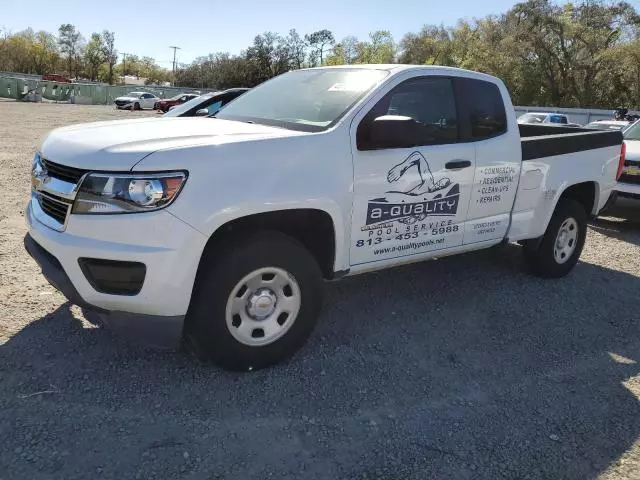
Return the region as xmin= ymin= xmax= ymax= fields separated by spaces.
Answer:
xmin=24 ymin=234 xmax=185 ymax=349
xmin=25 ymin=199 xmax=208 ymax=349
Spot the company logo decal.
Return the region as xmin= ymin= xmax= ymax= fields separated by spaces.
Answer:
xmin=365 ymin=151 xmax=460 ymax=226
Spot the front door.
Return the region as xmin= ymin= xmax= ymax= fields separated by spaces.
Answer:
xmin=349 ymin=76 xmax=475 ymax=266
xmin=141 ymin=94 xmax=155 ymax=109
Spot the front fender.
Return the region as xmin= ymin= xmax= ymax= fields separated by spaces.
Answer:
xmin=185 ymin=199 xmax=347 ymax=273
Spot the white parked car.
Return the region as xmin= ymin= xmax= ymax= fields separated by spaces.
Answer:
xmin=584 ymin=120 xmax=631 ymax=131
xmin=612 ymin=120 xmax=640 ymax=199
xmin=26 ymin=65 xmax=625 ymax=371
xmin=114 ymin=91 xmax=160 ymax=110
xmin=517 ymin=112 xmax=580 ymax=127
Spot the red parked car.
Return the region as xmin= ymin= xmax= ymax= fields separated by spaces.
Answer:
xmin=154 ymin=93 xmax=200 ymax=112
xmin=42 ymin=74 xmax=72 ymax=83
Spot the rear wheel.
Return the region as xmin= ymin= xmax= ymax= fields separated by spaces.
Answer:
xmin=523 ymin=199 xmax=587 ymax=278
xmin=185 ymin=232 xmax=323 ymax=371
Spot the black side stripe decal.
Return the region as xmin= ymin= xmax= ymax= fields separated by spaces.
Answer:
xmin=521 ymin=130 xmax=623 ymax=161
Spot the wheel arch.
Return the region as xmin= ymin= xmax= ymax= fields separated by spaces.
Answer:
xmin=195 ymin=207 xmax=343 ymax=282
xmin=521 ymin=181 xmax=598 ymax=250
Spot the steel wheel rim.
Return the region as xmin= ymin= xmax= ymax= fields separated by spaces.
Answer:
xmin=225 ymin=267 xmax=301 ymax=347
xmin=554 ymin=217 xmax=578 ymax=264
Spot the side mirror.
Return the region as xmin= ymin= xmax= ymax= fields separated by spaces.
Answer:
xmin=361 ymin=115 xmax=422 ymax=150
xmin=195 ymin=108 xmax=209 ymax=117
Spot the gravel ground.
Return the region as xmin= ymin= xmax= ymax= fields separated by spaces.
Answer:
xmin=1 ymin=100 xmax=640 ymax=480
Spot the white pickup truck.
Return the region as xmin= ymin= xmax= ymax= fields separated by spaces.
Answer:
xmin=25 ymin=65 xmax=625 ymax=371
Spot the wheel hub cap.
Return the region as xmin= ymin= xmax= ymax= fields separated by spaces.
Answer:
xmin=553 ymin=217 xmax=578 ymax=264
xmin=247 ymin=288 xmax=277 ymax=320
xmin=225 ymin=267 xmax=302 ymax=347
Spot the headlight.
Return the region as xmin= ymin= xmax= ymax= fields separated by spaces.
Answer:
xmin=72 ymin=172 xmax=187 ymax=214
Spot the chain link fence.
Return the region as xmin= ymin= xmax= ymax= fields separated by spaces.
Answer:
xmin=0 ymin=74 xmax=211 ymax=104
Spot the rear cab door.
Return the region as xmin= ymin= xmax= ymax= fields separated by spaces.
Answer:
xmin=456 ymin=76 xmax=522 ymax=245
xmin=348 ymin=71 xmax=477 ymax=267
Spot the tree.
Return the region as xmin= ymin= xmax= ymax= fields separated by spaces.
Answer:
xmin=2 ymin=2 xmax=640 ymax=110
xmin=102 ymin=31 xmax=117 ymax=85
xmin=245 ymin=32 xmax=291 ymax=84
xmin=305 ymin=29 xmax=335 ymax=66
xmin=32 ymin=31 xmax=59 ymax=74
xmin=286 ymin=29 xmax=307 ymax=69
xmin=342 ymin=36 xmax=359 ymax=64
xmin=326 ymin=36 xmax=359 ymax=65
xmin=176 ymin=53 xmax=252 ymax=89
xmin=84 ymin=33 xmax=105 ymax=81
xmin=356 ymin=30 xmax=395 ymax=64
xmin=399 ymin=25 xmax=456 ymax=65
xmin=58 ymin=24 xmax=83 ymax=78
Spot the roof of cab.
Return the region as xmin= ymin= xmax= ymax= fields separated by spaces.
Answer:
xmin=303 ymin=64 xmax=503 ymax=84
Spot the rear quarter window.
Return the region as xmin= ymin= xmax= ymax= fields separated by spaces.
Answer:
xmin=457 ymin=78 xmax=507 ymax=140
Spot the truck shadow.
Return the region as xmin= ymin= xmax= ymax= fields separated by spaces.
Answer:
xmin=2 ymin=245 xmax=640 ymax=479
xmin=591 ymin=197 xmax=640 ymax=245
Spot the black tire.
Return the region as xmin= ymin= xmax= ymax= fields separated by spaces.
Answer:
xmin=523 ymin=198 xmax=587 ymax=278
xmin=134 ymin=102 xmax=141 ymax=110
xmin=185 ymin=231 xmax=323 ymax=371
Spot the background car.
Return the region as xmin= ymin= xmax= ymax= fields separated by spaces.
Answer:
xmin=518 ymin=112 xmax=573 ymax=125
xmin=154 ymin=93 xmax=200 ymax=113
xmin=584 ymin=120 xmax=630 ymax=131
xmin=615 ymin=120 xmax=640 ymax=198
xmin=163 ymin=88 xmax=249 ymax=117
xmin=114 ymin=92 xmax=160 ymax=110
xmin=42 ymin=74 xmax=72 ymax=83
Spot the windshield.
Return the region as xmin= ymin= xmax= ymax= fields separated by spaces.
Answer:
xmin=518 ymin=113 xmax=548 ymax=124
xmin=624 ymin=121 xmax=640 ymax=140
xmin=126 ymin=92 xmax=143 ymax=97
xmin=215 ymin=69 xmax=389 ymax=131
xmin=163 ymin=93 xmax=209 ymax=117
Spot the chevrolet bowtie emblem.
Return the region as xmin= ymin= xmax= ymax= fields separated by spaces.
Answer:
xmin=31 ymin=159 xmax=48 ymax=191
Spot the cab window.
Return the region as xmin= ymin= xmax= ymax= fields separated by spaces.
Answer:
xmin=457 ymin=78 xmax=507 ymax=139
xmin=358 ymin=77 xmax=459 ymax=149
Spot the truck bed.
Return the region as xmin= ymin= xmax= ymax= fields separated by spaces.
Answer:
xmin=519 ymin=124 xmax=622 ymax=161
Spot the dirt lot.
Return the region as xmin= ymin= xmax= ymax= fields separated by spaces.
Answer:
xmin=1 ymin=100 xmax=640 ymax=480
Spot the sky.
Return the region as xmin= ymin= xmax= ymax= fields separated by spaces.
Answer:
xmin=2 ymin=0 xmax=576 ymax=66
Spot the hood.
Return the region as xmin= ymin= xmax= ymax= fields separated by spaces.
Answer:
xmin=40 ymin=117 xmax=304 ymax=170
xmin=625 ymin=139 xmax=640 ymax=161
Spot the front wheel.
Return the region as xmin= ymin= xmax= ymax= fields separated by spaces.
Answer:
xmin=134 ymin=102 xmax=141 ymax=110
xmin=185 ymin=232 xmax=323 ymax=371
xmin=523 ymin=199 xmax=587 ymax=278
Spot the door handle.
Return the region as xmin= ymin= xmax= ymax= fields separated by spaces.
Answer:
xmin=445 ymin=160 xmax=472 ymax=170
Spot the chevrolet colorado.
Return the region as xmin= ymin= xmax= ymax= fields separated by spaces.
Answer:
xmin=25 ymin=65 xmax=625 ymax=371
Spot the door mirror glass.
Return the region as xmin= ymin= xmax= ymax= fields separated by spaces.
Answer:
xmin=195 ymin=108 xmax=209 ymax=116
xmin=367 ymin=115 xmax=422 ymax=149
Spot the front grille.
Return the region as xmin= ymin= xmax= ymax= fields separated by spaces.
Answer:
xmin=42 ymin=159 xmax=87 ymax=184
xmin=115 ymin=100 xmax=128 ymax=106
xmin=619 ymin=173 xmax=640 ymax=185
xmin=38 ymin=193 xmax=71 ymax=225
